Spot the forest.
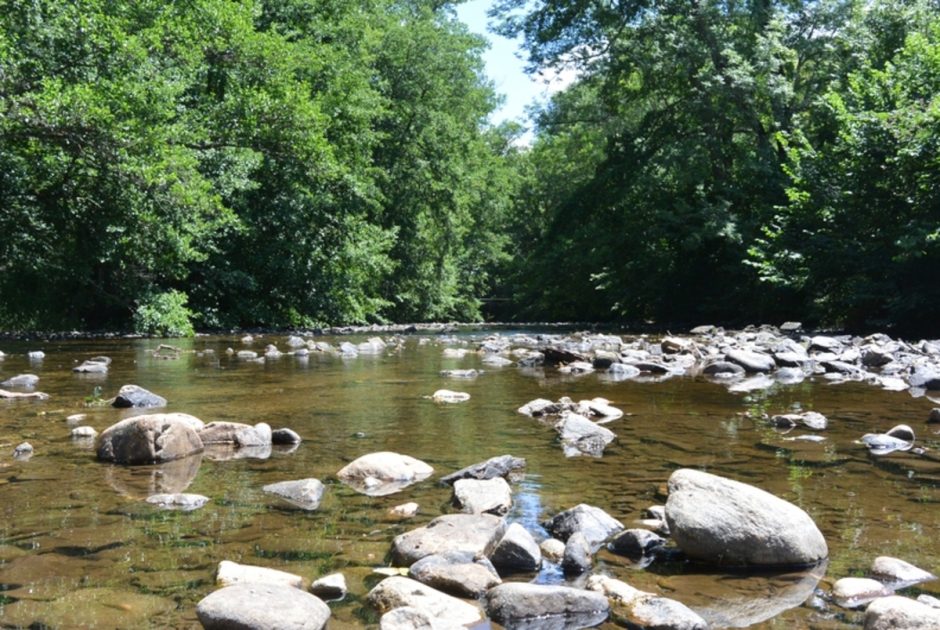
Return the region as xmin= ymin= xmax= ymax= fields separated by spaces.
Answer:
xmin=1 ymin=0 xmax=938 ymax=335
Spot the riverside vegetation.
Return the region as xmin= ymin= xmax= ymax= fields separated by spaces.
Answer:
xmin=1 ymin=0 xmax=940 ymax=335
xmin=1 ymin=326 xmax=940 ymax=628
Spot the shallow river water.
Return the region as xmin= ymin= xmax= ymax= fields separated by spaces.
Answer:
xmin=1 ymin=330 xmax=939 ymax=629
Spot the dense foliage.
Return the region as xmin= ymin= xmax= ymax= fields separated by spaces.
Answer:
xmin=1 ymin=0 xmax=938 ymax=334
xmin=496 ymin=0 xmax=940 ymax=333
xmin=0 ymin=0 xmax=516 ymax=332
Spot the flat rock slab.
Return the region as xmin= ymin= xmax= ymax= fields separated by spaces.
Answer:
xmin=439 ymin=454 xmax=525 ymax=485
xmin=484 ymin=583 xmax=609 ymax=628
xmin=96 ymin=414 xmax=204 ymax=464
xmin=263 ymin=479 xmax=325 ymax=510
xmin=0 ymin=389 xmax=49 ymax=400
xmin=197 ymin=583 xmax=329 ymax=630
xmin=390 ymin=513 xmax=506 ymax=566
xmin=665 ymin=468 xmax=828 ymax=567
xmin=725 ymin=349 xmax=775 ymax=373
xmin=367 ymin=576 xmax=482 ymax=626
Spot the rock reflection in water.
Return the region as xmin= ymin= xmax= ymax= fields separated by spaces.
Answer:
xmin=103 ymin=454 xmax=202 ymax=498
xmin=667 ymin=561 xmax=827 ymax=628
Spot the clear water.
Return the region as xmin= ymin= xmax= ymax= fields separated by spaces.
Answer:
xmin=0 ymin=332 xmax=938 ymax=628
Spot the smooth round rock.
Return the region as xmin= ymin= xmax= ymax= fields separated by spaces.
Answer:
xmin=665 ymin=468 xmax=828 ymax=567
xmin=196 ymin=583 xmax=329 ymax=630
xmin=96 ymin=414 xmax=204 ymax=464
xmin=864 ymin=595 xmax=940 ymax=629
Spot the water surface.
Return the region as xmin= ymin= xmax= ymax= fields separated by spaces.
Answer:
xmin=1 ymin=332 xmax=939 ymax=628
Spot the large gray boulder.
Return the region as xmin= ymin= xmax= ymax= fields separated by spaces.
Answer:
xmin=112 ymin=384 xmax=167 ymax=409
xmin=490 ymin=523 xmax=541 ymax=573
xmin=543 ymin=503 xmax=624 ymax=550
xmin=864 ymin=596 xmax=940 ymax=630
xmin=367 ymin=577 xmax=482 ymax=626
xmin=390 ymin=513 xmax=506 ymax=566
xmin=665 ymin=468 xmax=828 ymax=567
xmin=96 ymin=414 xmax=204 ymax=464
xmin=196 ymin=583 xmax=329 ymax=630
xmin=484 ymin=583 xmax=609 ymax=628
xmin=337 ymin=451 xmax=433 ymax=496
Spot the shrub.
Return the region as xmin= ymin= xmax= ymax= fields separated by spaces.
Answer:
xmin=133 ymin=290 xmax=195 ymax=337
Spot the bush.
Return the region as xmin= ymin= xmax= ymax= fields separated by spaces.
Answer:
xmin=133 ymin=290 xmax=195 ymax=337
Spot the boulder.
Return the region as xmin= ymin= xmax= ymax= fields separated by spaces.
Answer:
xmin=439 ymin=454 xmax=525 ymax=485
xmin=543 ymin=503 xmax=624 ymax=550
xmin=665 ymin=468 xmax=828 ymax=567
xmin=484 ymin=583 xmax=609 ymax=628
xmin=146 ymin=493 xmax=209 ymax=511
xmin=540 ymin=538 xmax=566 ymax=563
xmin=561 ymin=531 xmax=592 ymax=576
xmin=608 ymin=528 xmax=666 ymax=558
xmin=286 ymin=335 xmax=306 ymax=348
xmin=196 ymin=583 xmax=329 ymax=630
xmin=725 ymin=349 xmax=775 ymax=373
xmin=555 ymin=412 xmax=616 ymax=457
xmin=271 ymin=428 xmax=302 ymax=444
xmin=112 ymin=384 xmax=167 ymax=409
xmin=263 ymin=479 xmax=325 ymax=511
xmin=390 ymin=513 xmax=506 ymax=566
xmin=367 ymin=577 xmax=482 ymax=626
xmin=309 ymin=573 xmax=346 ymax=600
xmin=703 ymin=361 xmax=745 ymax=376
xmin=490 ymin=523 xmax=541 ymax=573
xmin=452 ymin=477 xmax=512 ymax=515
xmin=864 ymin=596 xmax=940 ymax=629
xmin=337 ymin=452 xmax=433 ymax=496
xmin=216 ymin=560 xmax=303 ymax=589
xmin=408 ymin=551 xmax=501 ymax=598
xmin=96 ymin=414 xmax=204 ymax=464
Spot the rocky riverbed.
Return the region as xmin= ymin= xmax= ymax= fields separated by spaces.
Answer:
xmin=1 ymin=324 xmax=939 ymax=628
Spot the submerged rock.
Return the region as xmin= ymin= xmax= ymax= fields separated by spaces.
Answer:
xmin=665 ymin=468 xmax=828 ymax=567
xmin=145 ymin=493 xmax=209 ymax=511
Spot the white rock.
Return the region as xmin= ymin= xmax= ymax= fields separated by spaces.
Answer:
xmin=216 ymin=560 xmax=303 ymax=589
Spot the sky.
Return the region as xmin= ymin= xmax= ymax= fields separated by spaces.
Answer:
xmin=455 ymin=0 xmax=575 ymax=136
